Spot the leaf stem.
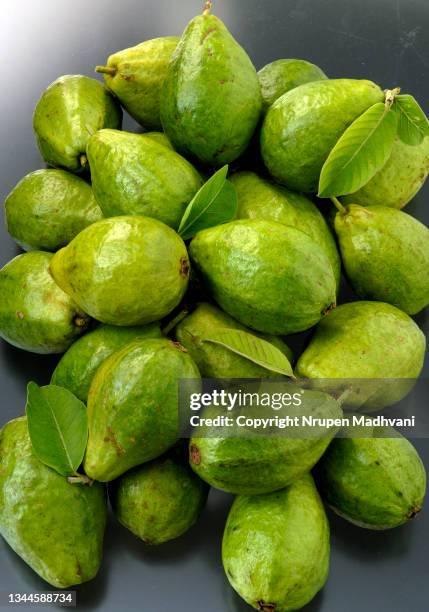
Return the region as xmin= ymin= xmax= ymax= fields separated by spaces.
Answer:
xmin=203 ymin=0 xmax=212 ymax=15
xmin=336 ymin=388 xmax=352 ymax=406
xmin=162 ymin=309 xmax=189 ymax=336
xmin=330 ymin=196 xmax=346 ymax=214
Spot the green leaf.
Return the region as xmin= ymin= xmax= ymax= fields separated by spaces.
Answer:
xmin=318 ymin=102 xmax=398 ymax=198
xmin=394 ymin=94 xmax=429 ymax=146
xmin=203 ymin=329 xmax=294 ymax=377
xmin=178 ymin=165 xmax=237 ymax=240
xmin=26 ymin=382 xmax=88 ymax=477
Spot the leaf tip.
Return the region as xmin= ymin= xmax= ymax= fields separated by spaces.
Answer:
xmin=26 ymin=381 xmax=41 ymax=411
xmin=26 ymin=380 xmax=39 ymax=393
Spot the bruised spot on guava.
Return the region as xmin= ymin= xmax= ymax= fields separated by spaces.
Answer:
xmin=105 ymin=426 xmax=125 ymax=457
xmin=190 ymin=444 xmax=201 ymax=465
xmin=180 ymin=257 xmax=190 ymax=278
xmin=200 ymin=27 xmax=218 ymax=44
xmin=408 ymin=507 xmax=421 ymax=520
xmin=257 ymin=601 xmax=276 ymax=612
xmin=170 ymin=340 xmax=188 ymax=353
xmin=76 ymin=559 xmax=83 ymax=578
xmin=322 ymin=302 xmax=336 ymax=316
xmin=73 ymin=315 xmax=88 ymax=328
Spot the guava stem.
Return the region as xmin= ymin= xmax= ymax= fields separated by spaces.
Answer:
xmin=95 ymin=65 xmax=117 ymax=76
xmin=330 ymin=196 xmax=346 ymax=213
xmin=203 ymin=0 xmax=213 ymax=15
xmin=79 ymin=154 xmax=87 ymax=169
xmin=67 ymin=474 xmax=93 ymax=486
xmin=162 ymin=309 xmax=189 ymax=336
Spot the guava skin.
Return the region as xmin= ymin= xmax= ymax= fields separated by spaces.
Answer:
xmin=51 ymin=323 xmax=162 ymax=402
xmin=0 ymin=251 xmax=89 ymax=354
xmin=161 ymin=14 xmax=262 ymax=166
xmin=261 ymin=78 xmax=383 ymax=192
xmin=258 ymin=58 xmax=327 ymax=112
xmin=109 ymin=447 xmax=209 ymax=544
xmin=335 ymin=204 xmax=429 ymax=314
xmin=84 ymin=338 xmax=201 ymax=482
xmin=315 ymin=430 xmax=427 ymax=529
xmin=50 ymin=216 xmax=190 ymax=326
xmin=144 ymin=131 xmax=174 ymax=150
xmin=99 ymin=37 xmax=179 ymax=130
xmin=189 ymin=219 xmax=337 ymax=335
xmin=4 ymin=169 xmax=103 ymax=252
xmin=222 ymin=475 xmax=330 ymax=612
xmin=33 ymin=75 xmax=122 ymax=172
xmin=86 ymin=130 xmax=202 ymax=228
xmin=295 ymin=301 xmax=426 ymax=409
xmin=342 ymin=136 xmax=429 ymax=209
xmin=231 ymin=171 xmax=341 ymax=289
xmin=175 ymin=302 xmax=293 ymax=379
xmin=0 ymin=417 xmax=107 ymax=588
xmin=189 ymin=386 xmax=342 ymax=495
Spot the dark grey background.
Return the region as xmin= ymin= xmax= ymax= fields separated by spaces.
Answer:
xmin=1 ymin=0 xmax=428 ymax=610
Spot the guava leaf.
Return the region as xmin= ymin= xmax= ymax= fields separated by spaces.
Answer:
xmin=26 ymin=382 xmax=88 ymax=477
xmin=178 ymin=165 xmax=237 ymax=240
xmin=203 ymin=329 xmax=294 ymax=377
xmin=394 ymin=94 xmax=429 ymax=146
xmin=318 ymin=102 xmax=398 ymax=198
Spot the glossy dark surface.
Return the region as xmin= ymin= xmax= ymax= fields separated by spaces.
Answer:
xmin=0 ymin=0 xmax=428 ymax=610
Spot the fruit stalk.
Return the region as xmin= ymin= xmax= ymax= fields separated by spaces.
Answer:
xmin=330 ymin=196 xmax=346 ymax=213
xmin=95 ymin=65 xmax=117 ymax=76
xmin=203 ymin=1 xmax=213 ymax=15
xmin=67 ymin=473 xmax=93 ymax=486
